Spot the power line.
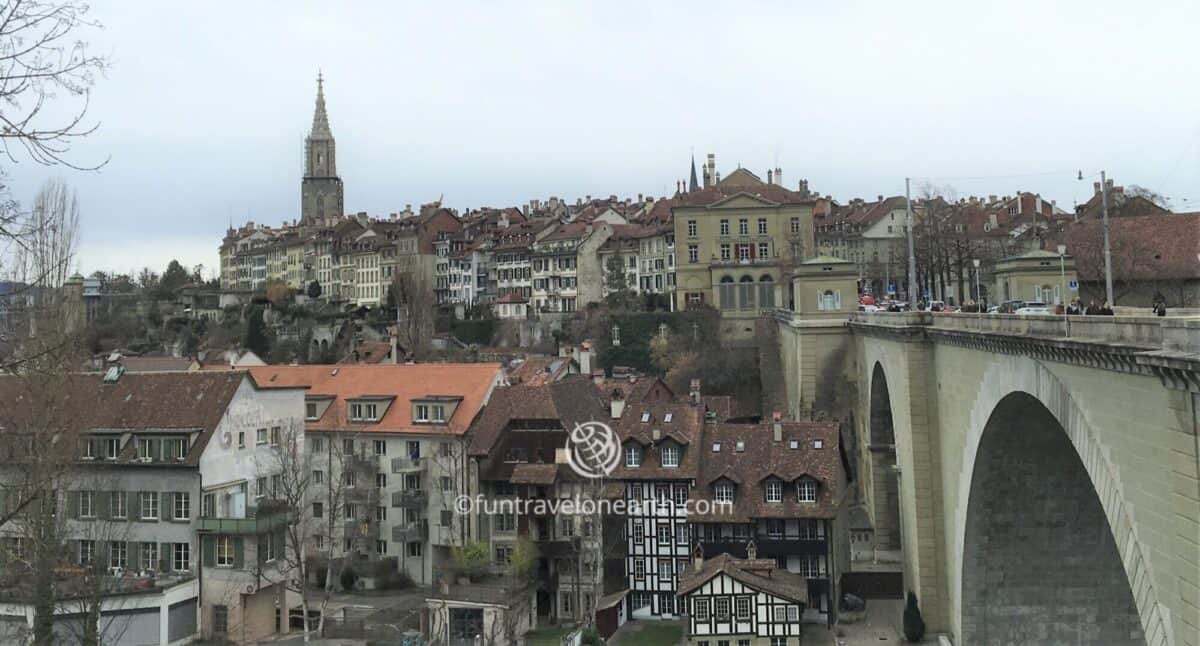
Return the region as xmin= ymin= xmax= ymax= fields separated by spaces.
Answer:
xmin=908 ymin=169 xmax=1082 ymax=182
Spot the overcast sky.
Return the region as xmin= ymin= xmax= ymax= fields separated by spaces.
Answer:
xmin=6 ymin=0 xmax=1200 ymax=277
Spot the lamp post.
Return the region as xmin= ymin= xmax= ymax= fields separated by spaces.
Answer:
xmin=1057 ymin=244 xmax=1067 ymax=314
xmin=972 ymin=258 xmax=981 ymax=313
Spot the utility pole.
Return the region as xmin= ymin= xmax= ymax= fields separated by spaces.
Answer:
xmin=905 ymin=178 xmax=917 ymax=308
xmin=1100 ymin=170 xmax=1114 ymax=305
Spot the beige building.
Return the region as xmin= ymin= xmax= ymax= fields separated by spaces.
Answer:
xmin=791 ymin=256 xmax=858 ymax=318
xmin=673 ymin=166 xmax=816 ymax=338
xmin=992 ymin=248 xmax=1077 ymax=305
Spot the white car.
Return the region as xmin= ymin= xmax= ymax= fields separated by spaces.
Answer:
xmin=1015 ymin=302 xmax=1050 ymax=315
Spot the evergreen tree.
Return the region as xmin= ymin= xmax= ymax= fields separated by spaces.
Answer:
xmin=244 ymin=305 xmax=270 ymax=358
xmin=903 ymin=591 xmax=926 ymax=642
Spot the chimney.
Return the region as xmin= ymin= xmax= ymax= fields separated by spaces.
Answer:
xmin=522 ymin=204 xmax=529 ymax=216
xmin=705 ymin=153 xmax=715 ymax=188
xmin=772 ymin=411 xmax=782 ymax=442
xmin=1093 ymin=181 xmax=1102 ymax=195
xmin=775 ymin=167 xmax=782 ymax=187
xmin=989 ymin=194 xmax=997 ymax=203
xmin=638 ymin=193 xmax=643 ymax=202
xmin=692 ymin=545 xmax=705 ymax=571
xmin=610 ymin=391 xmax=626 ymax=419
xmin=689 ymin=379 xmax=701 ymax=405
xmin=767 ymin=169 xmax=774 ymax=185
xmin=651 ymin=428 xmax=661 ymax=441
xmin=746 ymin=540 xmax=757 ymax=560
xmin=877 ymin=194 xmax=883 ymax=202
xmin=715 ymin=171 xmax=721 ymax=183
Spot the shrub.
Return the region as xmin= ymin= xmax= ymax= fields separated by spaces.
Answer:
xmin=340 ymin=567 xmax=359 ymax=591
xmin=903 ymin=591 xmax=925 ymax=642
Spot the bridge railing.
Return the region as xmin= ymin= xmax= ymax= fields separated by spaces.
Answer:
xmin=849 ymin=311 xmax=1200 ymax=351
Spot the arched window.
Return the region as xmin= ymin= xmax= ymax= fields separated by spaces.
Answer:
xmin=819 ymin=289 xmax=841 ymax=311
xmin=738 ymin=276 xmax=756 ymax=310
xmin=718 ymin=276 xmax=736 ymax=311
xmin=758 ymin=275 xmax=775 ymax=308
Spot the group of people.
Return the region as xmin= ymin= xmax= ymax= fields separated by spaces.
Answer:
xmin=1065 ymin=299 xmax=1115 ymax=316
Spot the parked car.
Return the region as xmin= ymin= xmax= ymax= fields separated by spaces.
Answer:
xmin=1015 ymin=301 xmax=1050 ymax=315
xmin=996 ymin=300 xmax=1027 ymax=314
xmin=928 ymin=300 xmax=947 ymax=312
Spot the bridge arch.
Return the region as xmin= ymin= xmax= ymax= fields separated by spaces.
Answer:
xmin=868 ymin=362 xmax=902 ymax=552
xmin=954 ymin=356 xmax=1171 ymax=645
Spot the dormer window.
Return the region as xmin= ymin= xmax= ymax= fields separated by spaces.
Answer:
xmin=765 ymin=480 xmax=783 ymax=503
xmin=640 ymin=412 xmax=651 ymax=423
xmin=305 ymin=402 xmax=318 ymax=420
xmin=103 ymin=437 xmax=120 ymax=460
xmin=350 ymin=402 xmax=379 ymax=422
xmin=625 ymin=444 xmax=642 ymax=468
xmin=661 ymin=444 xmax=679 ymax=468
xmin=81 ymin=439 xmax=96 ymax=459
xmin=715 ymin=481 xmax=734 ymax=503
xmin=663 ymin=413 xmax=673 ymax=423
xmin=813 ymin=439 xmax=823 ymax=449
xmin=798 ymin=478 xmax=818 ymax=503
xmin=415 ymin=404 xmax=429 ymax=422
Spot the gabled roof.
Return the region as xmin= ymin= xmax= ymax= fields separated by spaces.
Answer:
xmin=677 ymin=553 xmax=808 ymax=605
xmin=610 ymin=400 xmax=704 ymax=480
xmin=466 ymin=375 xmax=606 ymax=456
xmin=247 ymin=364 xmax=502 ymax=436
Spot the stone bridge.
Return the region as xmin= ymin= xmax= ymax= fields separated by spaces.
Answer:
xmin=777 ymin=311 xmax=1200 ymax=645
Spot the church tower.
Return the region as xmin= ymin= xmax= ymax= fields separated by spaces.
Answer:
xmin=301 ymin=72 xmax=344 ymax=226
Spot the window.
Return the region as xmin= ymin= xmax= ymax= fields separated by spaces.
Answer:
xmin=787 ymin=605 xmax=800 ymax=622
xmin=137 ymin=438 xmax=152 ymax=460
xmin=376 ymin=540 xmax=387 ymax=555
xmin=110 ymin=541 xmax=127 ymax=569
xmin=673 ymin=485 xmax=688 ymax=506
xmin=343 ymin=438 xmax=355 ymax=454
xmin=790 ymin=217 xmax=800 ymax=234
xmin=79 ymin=491 xmax=95 ymax=518
xmin=374 ymin=440 xmax=386 ymax=456
xmin=758 ymin=242 xmax=769 ymax=259
xmin=407 ymin=542 xmax=423 ymax=557
xmin=215 ymin=536 xmax=234 ymax=567
xmin=720 ymin=243 xmax=731 ymax=261
xmin=687 ymin=220 xmax=697 ymax=237
xmin=141 ymin=542 xmax=158 ymax=571
xmin=715 ymin=597 xmax=731 ymax=620
xmin=256 ymin=428 xmax=267 ymax=445
xmin=799 ymin=520 xmax=819 ymax=540
xmin=719 ymin=219 xmax=729 ymax=236
xmin=237 ymin=431 xmax=245 ymax=448
xmin=344 ymin=471 xmax=356 ymax=487
xmin=82 ymin=438 xmax=95 ymax=459
xmin=314 ymin=470 xmax=324 ymax=485
xmin=633 ymin=559 xmax=645 ymax=580
xmin=345 ymin=503 xmax=357 ymax=520
xmin=687 ymin=244 xmax=698 ymax=263
xmin=773 ymin=606 xmax=787 ymax=622
xmin=772 ymin=639 xmax=788 ymax=646
xmin=765 ymin=481 xmax=782 ymax=503
xmin=735 ymin=596 xmax=751 ymax=620
xmin=715 ymin=482 xmax=734 ymax=503
xmin=78 ymin=539 xmax=95 ymax=566
xmin=310 ymin=437 xmax=323 ymax=453
xmin=140 ymin=492 xmax=158 ymax=519
xmin=819 ymin=289 xmax=841 ymax=311
xmin=312 ymin=502 xmax=323 ymax=518
xmin=173 ymin=542 xmax=190 ymax=571
xmin=657 ymin=524 xmax=670 ymax=545
xmin=112 ymin=492 xmax=127 ymax=518
xmin=496 ymin=512 xmax=516 ymax=532
xmin=694 ymin=598 xmax=710 ymax=621
xmin=632 ymin=523 xmax=643 ymax=544
xmin=415 ymin=404 xmax=429 ymax=421
xmin=798 ymin=555 xmax=822 ymax=577
xmin=661 ymin=445 xmax=679 ymax=468
xmin=664 ymin=412 xmax=673 ymax=423
xmin=376 ymin=473 xmax=387 ymax=489
xmin=376 ymin=506 xmax=386 ymax=522
xmin=350 ymin=402 xmax=379 ymax=421
xmin=624 ymin=445 xmax=641 ymax=467
xmin=440 ymin=476 xmax=452 ymax=493
xmin=758 ymin=218 xmax=768 ymax=235
xmin=431 ymin=405 xmax=446 ymax=422
xmin=660 ymin=593 xmax=674 ymax=615
xmin=767 ymin=519 xmax=784 ymax=537
xmin=798 ymin=479 xmax=818 ymax=503
xmin=174 ymin=493 xmax=190 ymax=520
xmin=738 ymin=219 xmax=749 ymax=235
xmin=305 ymin=402 xmax=319 ymax=420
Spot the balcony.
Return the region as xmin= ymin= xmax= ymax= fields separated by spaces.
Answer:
xmin=345 ymin=486 xmax=380 ymax=503
xmin=391 ymin=489 xmax=428 ymax=508
xmin=197 ymin=505 xmax=295 ymax=534
xmin=391 ymin=519 xmax=429 ymax=542
xmin=390 ymin=456 xmax=427 ymax=473
xmin=344 ymin=519 xmax=379 ymax=539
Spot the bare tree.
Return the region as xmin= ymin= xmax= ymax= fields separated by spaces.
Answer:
xmin=0 ymin=0 xmax=109 ymax=168
xmin=388 ymin=265 xmax=434 ymax=359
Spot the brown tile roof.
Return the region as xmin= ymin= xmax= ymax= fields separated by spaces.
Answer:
xmin=338 ymin=341 xmax=394 ymax=365
xmin=689 ymin=421 xmax=842 ymax=522
xmin=509 ymin=463 xmax=559 ymax=485
xmin=114 ymin=356 xmax=194 ymax=372
xmin=246 ymin=364 xmax=502 ymax=436
xmin=677 ymin=553 xmax=808 ymax=605
xmin=0 ymin=371 xmax=251 ymax=466
xmin=1064 ymin=213 xmax=1200 ymax=281
xmin=466 ymin=375 xmax=607 ymax=456
xmin=675 ymin=184 xmax=816 ymax=208
xmin=595 ymin=375 xmax=674 ymax=405
xmin=609 ymin=400 xmax=704 ymax=481
xmin=507 ymin=355 xmax=572 ymax=386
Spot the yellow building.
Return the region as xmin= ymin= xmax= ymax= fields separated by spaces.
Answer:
xmin=673 ymin=168 xmax=816 ymax=338
xmin=992 ymin=248 xmax=1077 ymax=305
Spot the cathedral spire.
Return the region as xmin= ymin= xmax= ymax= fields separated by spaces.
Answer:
xmin=688 ymin=153 xmax=700 ymax=193
xmin=310 ymin=70 xmax=332 ymax=138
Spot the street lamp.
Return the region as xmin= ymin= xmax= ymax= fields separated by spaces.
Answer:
xmin=972 ymin=258 xmax=981 ymax=312
xmin=1057 ymin=244 xmax=1067 ymax=314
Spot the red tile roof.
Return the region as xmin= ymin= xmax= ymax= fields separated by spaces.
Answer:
xmin=1064 ymin=213 xmax=1200 ymax=280
xmin=246 ymin=364 xmax=502 ymax=436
